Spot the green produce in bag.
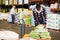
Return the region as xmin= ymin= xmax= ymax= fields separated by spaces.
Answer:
xmin=30 ymin=36 xmax=40 ymax=38
xmin=30 ymin=31 xmax=39 ymax=34
xmin=40 ymin=32 xmax=50 ymax=38
xmin=30 ymin=31 xmax=40 ymax=38
xmin=23 ymin=17 xmax=31 ymax=25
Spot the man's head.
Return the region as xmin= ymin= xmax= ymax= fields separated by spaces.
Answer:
xmin=12 ymin=5 xmax=16 ymax=9
xmin=36 ymin=3 xmax=41 ymax=11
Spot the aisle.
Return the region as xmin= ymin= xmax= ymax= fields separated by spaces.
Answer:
xmin=48 ymin=29 xmax=60 ymax=40
xmin=0 ymin=21 xmax=60 ymax=40
xmin=0 ymin=20 xmax=34 ymax=36
xmin=0 ymin=20 xmax=20 ymax=34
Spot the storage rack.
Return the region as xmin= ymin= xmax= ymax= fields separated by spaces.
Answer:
xmin=0 ymin=0 xmax=29 ymax=13
xmin=50 ymin=0 xmax=60 ymax=13
xmin=0 ymin=0 xmax=58 ymax=13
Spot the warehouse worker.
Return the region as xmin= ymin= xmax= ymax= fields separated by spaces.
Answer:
xmin=33 ymin=3 xmax=46 ymax=26
xmin=10 ymin=6 xmax=17 ymax=24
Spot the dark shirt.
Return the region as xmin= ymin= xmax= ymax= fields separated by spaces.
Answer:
xmin=33 ymin=8 xmax=46 ymax=26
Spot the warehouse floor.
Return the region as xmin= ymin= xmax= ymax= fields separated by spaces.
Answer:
xmin=0 ymin=20 xmax=20 ymax=34
xmin=0 ymin=20 xmax=34 ymax=37
xmin=0 ymin=20 xmax=60 ymax=40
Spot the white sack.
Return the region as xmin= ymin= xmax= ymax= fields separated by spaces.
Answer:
xmin=0 ymin=30 xmax=19 ymax=40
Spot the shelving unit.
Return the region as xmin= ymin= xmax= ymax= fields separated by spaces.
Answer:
xmin=0 ymin=0 xmax=59 ymax=13
xmin=29 ymin=0 xmax=50 ymax=6
xmin=0 ymin=0 xmax=29 ymax=13
xmin=29 ymin=0 xmax=59 ymax=5
xmin=50 ymin=0 xmax=60 ymax=13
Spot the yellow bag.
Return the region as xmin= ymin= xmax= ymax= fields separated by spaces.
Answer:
xmin=23 ymin=34 xmax=30 ymax=38
xmin=23 ymin=17 xmax=31 ymax=25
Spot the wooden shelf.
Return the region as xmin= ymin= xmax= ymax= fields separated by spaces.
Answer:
xmin=17 ymin=4 xmax=29 ymax=5
xmin=3 ymin=4 xmax=29 ymax=6
xmin=30 ymin=0 xmax=44 ymax=2
xmin=30 ymin=0 xmax=50 ymax=2
xmin=30 ymin=0 xmax=58 ymax=4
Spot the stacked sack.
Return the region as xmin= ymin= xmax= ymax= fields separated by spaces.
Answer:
xmin=50 ymin=3 xmax=58 ymax=12
xmin=30 ymin=31 xmax=40 ymax=38
xmin=5 ymin=0 xmax=9 ymax=5
xmin=0 ymin=13 xmax=9 ymax=20
xmin=46 ymin=14 xmax=60 ymax=30
xmin=50 ymin=3 xmax=58 ymax=9
xmin=7 ymin=14 xmax=12 ymax=22
xmin=14 ymin=0 xmax=17 ymax=5
xmin=18 ymin=0 xmax=22 ymax=4
xmin=30 ymin=24 xmax=51 ymax=39
xmin=24 ymin=0 xmax=29 ymax=4
xmin=9 ymin=0 xmax=13 ymax=5
xmin=0 ymin=13 xmax=3 ymax=20
xmin=15 ymin=13 xmax=21 ymax=24
xmin=0 ymin=31 xmax=19 ymax=40
xmin=45 ymin=7 xmax=51 ymax=14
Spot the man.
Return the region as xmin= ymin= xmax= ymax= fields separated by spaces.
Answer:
xmin=10 ymin=6 xmax=17 ymax=24
xmin=33 ymin=3 xmax=46 ymax=26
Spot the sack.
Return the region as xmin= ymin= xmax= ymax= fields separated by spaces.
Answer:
xmin=23 ymin=17 xmax=31 ymax=25
xmin=7 ymin=14 xmax=12 ymax=22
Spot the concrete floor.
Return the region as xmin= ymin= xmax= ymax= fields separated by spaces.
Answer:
xmin=0 ymin=20 xmax=34 ymax=37
xmin=0 ymin=20 xmax=20 ymax=34
xmin=48 ymin=29 xmax=60 ymax=40
xmin=0 ymin=20 xmax=60 ymax=40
